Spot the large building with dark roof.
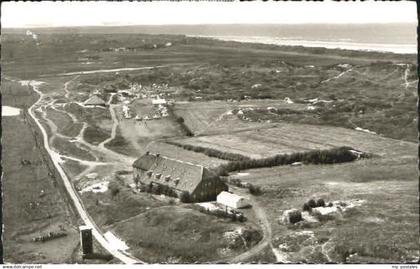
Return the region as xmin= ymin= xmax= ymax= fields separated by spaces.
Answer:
xmin=132 ymin=152 xmax=227 ymax=202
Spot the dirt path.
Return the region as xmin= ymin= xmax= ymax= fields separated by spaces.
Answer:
xmin=99 ymin=104 xmax=118 ymax=149
xmin=402 ymin=63 xmax=417 ymax=90
xmin=26 ymin=80 xmax=143 ymax=264
xmin=219 ymin=186 xmax=284 ymax=263
xmin=63 ymin=75 xmax=79 ymax=99
xmin=55 ymin=65 xmax=176 ymax=76
xmin=229 ymin=197 xmax=271 ymax=263
xmin=50 ymin=100 xmax=135 ymax=167
xmin=320 ymin=67 xmax=353 ymax=84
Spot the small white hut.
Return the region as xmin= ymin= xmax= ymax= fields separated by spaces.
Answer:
xmin=217 ymin=191 xmax=250 ymax=209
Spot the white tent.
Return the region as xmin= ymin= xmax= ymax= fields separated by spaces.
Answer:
xmin=217 ymin=191 xmax=250 ymax=209
xmin=152 ymin=99 xmax=166 ymax=105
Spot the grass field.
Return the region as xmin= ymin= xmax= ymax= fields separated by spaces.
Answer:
xmin=111 ymin=205 xmax=262 ymax=263
xmin=172 ymin=100 xmax=306 ymax=135
xmin=62 ymin=103 xmax=113 ymax=145
xmin=3 ymin=30 xmax=414 ymax=79
xmin=61 ymin=159 xmax=88 ymax=180
xmin=242 ymin=157 xmax=418 ymax=262
xmin=52 ymin=136 xmax=96 ymax=161
xmin=146 ymin=141 xmax=228 ymax=169
xmin=81 ymin=177 xmax=166 ymax=227
xmin=2 ymin=81 xmax=80 ymax=263
xmin=45 ymin=107 xmax=83 ymax=137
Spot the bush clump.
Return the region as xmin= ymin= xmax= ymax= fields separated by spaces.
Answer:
xmin=289 ymin=210 xmax=303 ymax=224
xmin=180 ymin=191 xmax=192 ymax=203
xmin=316 ymin=198 xmax=326 ymax=207
xmin=197 ymin=206 xmax=246 ymax=222
xmin=109 ymin=182 xmax=120 ymax=198
xmin=248 ymin=184 xmax=262 ymax=195
xmin=308 ymin=199 xmax=317 ymax=208
xmin=140 ymin=183 xmax=178 ymax=198
xmin=303 ymin=202 xmax=312 ymax=212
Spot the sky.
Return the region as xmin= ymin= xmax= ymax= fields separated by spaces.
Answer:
xmin=1 ymin=1 xmax=417 ymax=28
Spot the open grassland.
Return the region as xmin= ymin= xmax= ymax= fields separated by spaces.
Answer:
xmin=81 ymin=178 xmax=166 ymax=228
xmin=2 ymin=29 xmax=414 ymax=79
xmin=61 ymin=159 xmax=88 ymax=180
xmin=104 ymin=127 xmax=140 ymax=158
xmin=227 ymin=136 xmax=418 ymax=263
xmin=111 ymin=205 xmax=262 ymax=263
xmin=3 ymin=30 xmax=416 ymax=143
xmin=81 ymin=176 xmax=262 ymax=263
xmin=63 ymin=103 xmax=112 ymax=145
xmin=52 ymin=136 xmax=96 ymax=161
xmin=1 ymin=80 xmax=38 ymax=109
xmin=45 ymin=107 xmax=83 ymax=137
xmin=1 ymin=81 xmax=80 ymax=263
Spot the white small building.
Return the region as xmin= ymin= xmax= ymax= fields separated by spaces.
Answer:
xmin=217 ymin=191 xmax=250 ymax=209
xmin=152 ymin=99 xmax=167 ymax=105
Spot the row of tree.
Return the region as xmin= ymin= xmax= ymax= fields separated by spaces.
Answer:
xmin=139 ymin=182 xmax=179 ymax=198
xmin=214 ymin=146 xmax=364 ymax=175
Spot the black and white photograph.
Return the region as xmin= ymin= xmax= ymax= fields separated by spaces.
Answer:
xmin=1 ymin=0 xmax=418 ymax=266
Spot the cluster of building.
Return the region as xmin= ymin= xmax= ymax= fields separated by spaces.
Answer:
xmin=122 ymin=105 xmax=132 ymax=119
xmin=132 ymin=152 xmax=251 ymax=209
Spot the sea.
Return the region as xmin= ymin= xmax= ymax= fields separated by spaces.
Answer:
xmin=100 ymin=23 xmax=416 ymax=55
xmin=183 ymin=24 xmax=417 ymax=54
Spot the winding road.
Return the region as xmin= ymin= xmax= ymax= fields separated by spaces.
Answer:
xmin=24 ymin=73 xmax=276 ymax=264
xmin=26 ymin=80 xmax=143 ymax=264
xmin=54 ymin=65 xmax=177 ymax=76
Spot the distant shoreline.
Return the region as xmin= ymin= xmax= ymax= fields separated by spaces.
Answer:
xmin=190 ymin=35 xmax=417 ymax=55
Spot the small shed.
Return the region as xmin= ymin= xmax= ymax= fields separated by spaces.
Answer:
xmin=217 ymin=191 xmax=250 ymax=209
xmin=152 ymin=99 xmax=166 ymax=105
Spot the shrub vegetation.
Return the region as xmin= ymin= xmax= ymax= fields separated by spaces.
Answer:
xmin=316 ymin=198 xmax=326 ymax=207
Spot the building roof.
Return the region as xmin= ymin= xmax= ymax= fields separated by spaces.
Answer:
xmin=217 ymin=191 xmax=245 ymax=204
xmin=152 ymin=99 xmax=166 ymax=105
xmin=133 ymin=153 xmax=209 ymax=193
xmin=84 ymin=95 xmax=106 ymax=106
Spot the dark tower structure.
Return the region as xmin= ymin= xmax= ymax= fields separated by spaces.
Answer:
xmin=79 ymin=225 xmax=93 ymax=256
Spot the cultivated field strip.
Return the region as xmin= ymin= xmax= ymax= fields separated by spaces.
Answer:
xmin=173 ymin=100 xmax=308 ymax=135
xmin=146 ymin=141 xmax=228 ymax=168
xmin=173 ymin=122 xmax=416 ymax=159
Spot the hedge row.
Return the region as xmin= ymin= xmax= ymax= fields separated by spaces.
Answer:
xmin=140 ymin=182 xmax=179 ymax=198
xmin=216 ymin=146 xmax=361 ymax=174
xmin=194 ymin=205 xmax=246 ymax=222
xmin=168 ymin=141 xmax=367 ymax=175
